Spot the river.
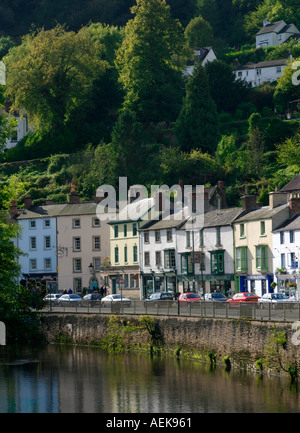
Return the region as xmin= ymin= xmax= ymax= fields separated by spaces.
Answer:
xmin=0 ymin=344 xmax=299 ymax=413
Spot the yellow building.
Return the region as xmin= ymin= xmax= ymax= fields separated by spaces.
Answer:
xmin=108 ymin=196 xmax=156 ymax=299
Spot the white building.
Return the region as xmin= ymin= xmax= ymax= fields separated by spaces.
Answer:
xmin=256 ymin=19 xmax=300 ymax=49
xmin=15 ymin=195 xmax=60 ymax=291
xmin=4 ymin=114 xmax=29 ymax=152
xmin=273 ymin=213 xmax=300 ymax=297
xmin=184 ymin=46 xmax=217 ymax=76
xmin=177 ymin=207 xmax=243 ymax=296
xmin=234 ymin=58 xmax=288 ymax=87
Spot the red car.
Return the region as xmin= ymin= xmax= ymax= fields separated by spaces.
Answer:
xmin=226 ymin=292 xmax=260 ymax=303
xmin=178 ymin=293 xmax=202 ymax=302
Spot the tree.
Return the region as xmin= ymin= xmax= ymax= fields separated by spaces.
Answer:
xmin=115 ymin=0 xmax=186 ymax=123
xmin=0 ymin=86 xmax=17 ymax=153
xmin=276 ymin=133 xmax=300 ymax=168
xmin=205 ymin=60 xmax=251 ymax=114
xmin=184 ymin=16 xmax=214 ymax=48
xmin=273 ymin=58 xmax=300 ymax=109
xmin=4 ymin=24 xmax=109 ymax=131
xmin=174 ymin=64 xmax=220 ymax=153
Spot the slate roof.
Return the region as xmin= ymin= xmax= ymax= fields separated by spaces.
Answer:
xmin=236 ymin=59 xmax=288 ymax=70
xmin=273 ymin=213 xmax=300 ymax=232
xmin=279 ymin=173 xmax=300 ymax=193
xmin=16 ymin=202 xmax=101 ymax=219
xmin=234 ymin=204 xmax=288 ymax=222
xmin=256 ymin=20 xmax=285 ymax=35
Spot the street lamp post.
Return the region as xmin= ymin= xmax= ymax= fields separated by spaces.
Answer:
xmin=89 ymin=263 xmax=97 ymax=292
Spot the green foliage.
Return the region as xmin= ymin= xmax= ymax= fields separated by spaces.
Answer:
xmin=175 ymin=64 xmax=220 ymax=153
xmin=184 ymin=15 xmax=214 ymax=48
xmin=206 ymin=60 xmax=251 ymax=114
xmin=4 ymin=24 xmax=109 ymax=131
xmin=115 ymin=0 xmax=186 ymax=123
xmin=273 ymin=58 xmax=300 ymax=108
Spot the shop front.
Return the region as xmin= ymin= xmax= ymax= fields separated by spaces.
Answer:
xmin=238 ymin=274 xmax=273 ymax=297
xmin=276 ymin=274 xmax=300 ymax=298
xmin=142 ymin=272 xmax=177 ymax=299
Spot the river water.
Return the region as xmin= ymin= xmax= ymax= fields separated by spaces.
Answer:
xmin=0 ymin=344 xmax=299 ymax=413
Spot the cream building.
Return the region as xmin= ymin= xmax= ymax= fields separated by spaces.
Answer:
xmin=233 ymin=194 xmax=290 ymax=297
xmin=56 ymin=193 xmax=110 ymax=293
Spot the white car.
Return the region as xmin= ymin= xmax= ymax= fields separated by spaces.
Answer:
xmin=258 ymin=293 xmax=297 ymax=307
xmin=43 ymin=294 xmax=62 ymax=303
xmin=101 ymin=294 xmax=131 ymax=307
xmin=57 ymin=294 xmax=82 ymax=302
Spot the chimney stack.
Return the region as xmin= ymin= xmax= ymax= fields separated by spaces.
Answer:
xmin=269 ymin=191 xmax=288 ymax=209
xmin=69 ymin=192 xmax=80 ymax=204
xmin=289 ymin=193 xmax=300 ymax=216
xmin=241 ymin=195 xmax=258 ymax=211
xmin=10 ymin=200 xmax=18 ymax=216
xmin=24 ymin=194 xmax=32 ymax=209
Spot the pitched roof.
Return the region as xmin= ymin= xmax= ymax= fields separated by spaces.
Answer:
xmin=256 ymin=20 xmax=285 ymax=35
xmin=180 ymin=207 xmax=243 ymax=230
xmin=273 ymin=213 xmax=300 ymax=232
xmin=16 ymin=201 xmax=106 ymax=219
xmin=236 ymin=59 xmax=288 ymax=70
xmin=279 ymin=173 xmax=300 ymax=193
xmin=234 ymin=204 xmax=288 ymax=222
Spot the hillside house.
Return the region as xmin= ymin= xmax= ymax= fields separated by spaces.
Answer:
xmin=256 ymin=19 xmax=300 ymax=48
xmin=184 ymin=46 xmax=217 ymax=76
xmin=234 ymin=58 xmax=288 ymax=87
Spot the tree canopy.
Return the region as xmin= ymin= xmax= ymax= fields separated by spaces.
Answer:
xmin=4 ymin=24 xmax=109 ymax=131
xmin=115 ymin=0 xmax=186 ymax=123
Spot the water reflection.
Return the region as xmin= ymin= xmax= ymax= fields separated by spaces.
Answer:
xmin=0 ymin=345 xmax=299 ymax=413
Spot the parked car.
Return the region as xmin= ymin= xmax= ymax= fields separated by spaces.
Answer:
xmin=57 ymin=294 xmax=82 ymax=302
xmin=145 ymin=292 xmax=174 ymax=302
xmin=43 ymin=293 xmax=62 ymax=303
xmin=178 ymin=293 xmax=201 ymax=302
xmin=204 ymin=293 xmax=227 ymax=302
xmin=226 ymin=292 xmax=260 ymax=304
xmin=258 ymin=292 xmax=297 ymax=308
xmin=101 ymin=294 xmax=131 ymax=307
xmin=83 ymin=293 xmax=102 ymax=301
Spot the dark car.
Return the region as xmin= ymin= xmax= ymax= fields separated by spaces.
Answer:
xmin=204 ymin=293 xmax=227 ymax=302
xmin=145 ymin=292 xmax=174 ymax=306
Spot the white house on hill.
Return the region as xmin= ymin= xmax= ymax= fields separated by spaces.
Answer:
xmin=234 ymin=58 xmax=288 ymax=87
xmin=256 ymin=19 xmax=300 ymax=48
xmin=184 ymin=46 xmax=217 ymax=76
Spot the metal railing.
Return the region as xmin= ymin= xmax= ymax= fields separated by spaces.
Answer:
xmin=41 ymin=300 xmax=300 ymax=322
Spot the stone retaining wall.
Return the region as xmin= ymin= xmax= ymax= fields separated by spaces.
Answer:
xmin=40 ymin=313 xmax=300 ymax=377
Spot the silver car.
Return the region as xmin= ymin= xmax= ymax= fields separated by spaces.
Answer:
xmin=101 ymin=294 xmax=131 ymax=307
